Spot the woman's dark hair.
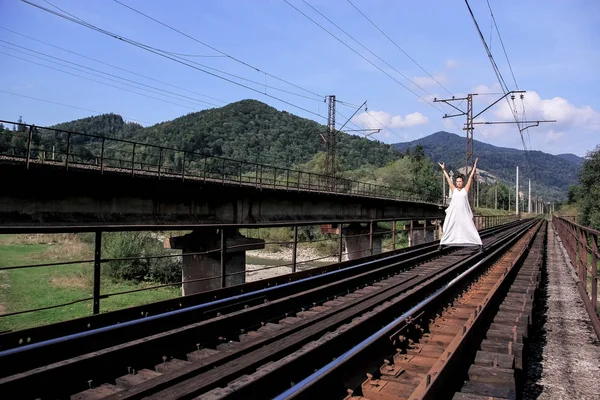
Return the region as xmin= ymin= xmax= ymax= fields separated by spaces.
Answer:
xmin=456 ymin=174 xmax=465 ymax=181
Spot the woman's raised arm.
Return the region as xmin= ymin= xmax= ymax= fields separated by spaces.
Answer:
xmin=465 ymin=158 xmax=479 ymax=192
xmin=438 ymin=162 xmax=455 ymax=192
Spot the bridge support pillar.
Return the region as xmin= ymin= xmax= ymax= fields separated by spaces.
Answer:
xmin=410 ymin=220 xmax=436 ymax=245
xmin=165 ymin=228 xmax=265 ymax=296
xmin=343 ymin=222 xmax=383 ymax=260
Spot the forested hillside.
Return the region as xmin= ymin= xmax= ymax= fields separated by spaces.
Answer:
xmin=49 ymin=100 xmax=400 ymax=171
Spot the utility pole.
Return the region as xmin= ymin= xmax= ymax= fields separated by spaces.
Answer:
xmin=516 ymin=166 xmax=519 ymax=218
xmin=442 ymin=172 xmax=446 ymax=205
xmin=494 ymin=182 xmax=498 ymax=210
xmin=434 ymin=91 xmax=556 ymax=208
xmin=528 ymin=179 xmax=531 ymax=214
xmin=321 ymin=97 xmax=378 ymax=188
xmin=325 ymin=95 xmax=336 ymax=181
xmin=476 ymin=178 xmax=479 ymax=208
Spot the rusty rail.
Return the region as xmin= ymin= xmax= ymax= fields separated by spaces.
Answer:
xmin=552 ymin=216 xmax=600 ymax=333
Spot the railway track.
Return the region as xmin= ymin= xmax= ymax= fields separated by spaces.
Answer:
xmin=0 ymin=219 xmax=537 ymax=400
xmin=280 ymin=220 xmax=546 ymax=400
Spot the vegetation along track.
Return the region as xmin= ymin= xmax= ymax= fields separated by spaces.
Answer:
xmin=0 ymin=219 xmax=536 ymax=399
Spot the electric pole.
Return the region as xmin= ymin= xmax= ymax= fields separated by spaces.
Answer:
xmin=528 ymin=179 xmax=531 ymax=214
xmin=516 ymin=166 xmax=519 ymax=218
xmin=434 ymin=91 xmax=556 ymax=208
xmin=494 ymin=182 xmax=497 ymax=210
xmin=476 ymin=178 xmax=479 ymax=208
xmin=325 ymin=95 xmax=336 ymax=180
xmin=321 ymin=97 xmax=379 ymax=188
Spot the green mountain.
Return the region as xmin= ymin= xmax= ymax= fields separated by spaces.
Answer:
xmin=393 ymin=131 xmax=580 ymax=201
xmin=49 ymin=100 xmax=400 ymax=171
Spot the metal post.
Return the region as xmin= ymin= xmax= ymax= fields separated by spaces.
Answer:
xmin=220 ymin=228 xmax=226 ymax=288
xmin=93 ymin=231 xmax=102 ymax=315
xmin=369 ymin=221 xmax=374 ymax=256
xmin=65 ymin=132 xmax=71 ymax=169
xmin=516 ymin=166 xmax=519 ymax=217
xmin=338 ymin=225 xmax=343 ymax=263
xmin=131 ymin=143 xmax=136 ymax=177
xmin=292 ymin=226 xmax=298 ymax=273
xmin=579 ymin=229 xmax=587 ymax=289
xmin=528 ymin=179 xmax=531 ymax=213
xmin=100 ymin=137 xmax=105 ymax=175
xmin=222 ymin=158 xmax=225 ymax=184
xmin=591 ymin=234 xmax=598 ymax=313
xmin=409 ymin=220 xmax=414 ymax=247
xmin=181 ymin=152 xmax=186 ymax=181
xmin=392 ymin=221 xmax=396 ymax=250
xmin=494 ymin=182 xmax=497 ymax=209
xmin=25 ymin=126 xmax=33 ymax=170
xmin=52 ymin=145 xmax=55 ymax=160
xmin=158 ymin=147 xmax=163 ymax=179
xmin=476 ymin=179 xmax=479 ymax=208
xmin=423 ymin=219 xmax=427 ymax=244
xmin=442 ymin=172 xmax=445 ymax=205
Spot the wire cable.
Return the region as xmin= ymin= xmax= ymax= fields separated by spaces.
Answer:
xmin=0 ymin=89 xmax=151 ymax=124
xmin=21 ymin=0 xmax=329 ymax=121
xmin=111 ymin=0 xmax=324 ymax=100
xmin=1 ymin=40 xmax=222 ymax=107
xmin=346 ymin=0 xmax=453 ymax=97
xmin=2 ymin=50 xmax=203 ymax=111
xmin=283 ymin=0 xmax=444 ymax=114
xmin=301 ymin=0 xmax=439 ymax=100
xmin=0 ymin=26 xmax=226 ymax=104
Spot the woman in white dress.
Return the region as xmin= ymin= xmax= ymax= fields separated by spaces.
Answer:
xmin=437 ymin=158 xmax=483 ymax=252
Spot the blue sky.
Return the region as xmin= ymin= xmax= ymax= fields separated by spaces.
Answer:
xmin=1 ymin=0 xmax=599 ymax=156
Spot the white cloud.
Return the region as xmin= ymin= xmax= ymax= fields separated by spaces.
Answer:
xmin=352 ymin=110 xmax=429 ymax=130
xmin=412 ymin=74 xmax=447 ymax=88
xmin=445 ymin=59 xmax=458 ymax=69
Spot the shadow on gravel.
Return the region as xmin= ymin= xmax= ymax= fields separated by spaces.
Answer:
xmin=522 ymin=250 xmax=549 ymax=399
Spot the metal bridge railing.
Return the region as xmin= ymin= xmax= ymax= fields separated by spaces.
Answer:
xmin=0 ymin=120 xmax=440 ymax=204
xmin=0 ymin=216 xmax=514 ymax=329
xmin=552 ymin=216 xmax=600 ymax=323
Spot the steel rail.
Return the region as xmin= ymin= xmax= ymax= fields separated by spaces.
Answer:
xmin=105 ymin=221 xmax=535 ymax=400
xmin=273 ymin=219 xmax=539 ymax=399
xmin=0 ymin=223 xmax=529 ymax=399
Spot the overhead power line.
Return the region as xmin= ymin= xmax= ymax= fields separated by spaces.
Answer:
xmin=283 ymin=0 xmax=444 ymax=114
xmin=486 ymin=0 xmax=518 ymax=90
xmin=1 ymin=40 xmax=222 ymax=108
xmin=21 ymin=0 xmax=329 ymax=121
xmin=111 ymin=0 xmax=323 ymax=100
xmin=0 ymin=89 xmax=151 ymax=125
xmin=301 ymin=0 xmax=439 ymax=100
xmin=1 ymin=50 xmax=205 ymax=110
xmin=0 ymin=26 xmax=226 ymax=104
xmin=345 ymin=0 xmax=453 ymax=97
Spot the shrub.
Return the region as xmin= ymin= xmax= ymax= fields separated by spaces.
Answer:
xmin=102 ymin=231 xmax=181 ymax=283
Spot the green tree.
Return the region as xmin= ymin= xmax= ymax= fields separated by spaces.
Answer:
xmin=577 ymin=145 xmax=600 ymax=229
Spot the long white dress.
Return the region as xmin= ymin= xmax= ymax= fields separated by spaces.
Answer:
xmin=440 ymin=188 xmax=482 ymax=247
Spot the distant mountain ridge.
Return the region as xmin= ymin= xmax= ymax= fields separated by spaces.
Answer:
xmin=393 ymin=131 xmax=580 ymax=201
xmin=557 ymin=153 xmax=584 ymax=166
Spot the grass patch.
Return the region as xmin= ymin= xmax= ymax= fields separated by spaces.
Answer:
xmin=0 ymin=234 xmax=180 ymax=332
